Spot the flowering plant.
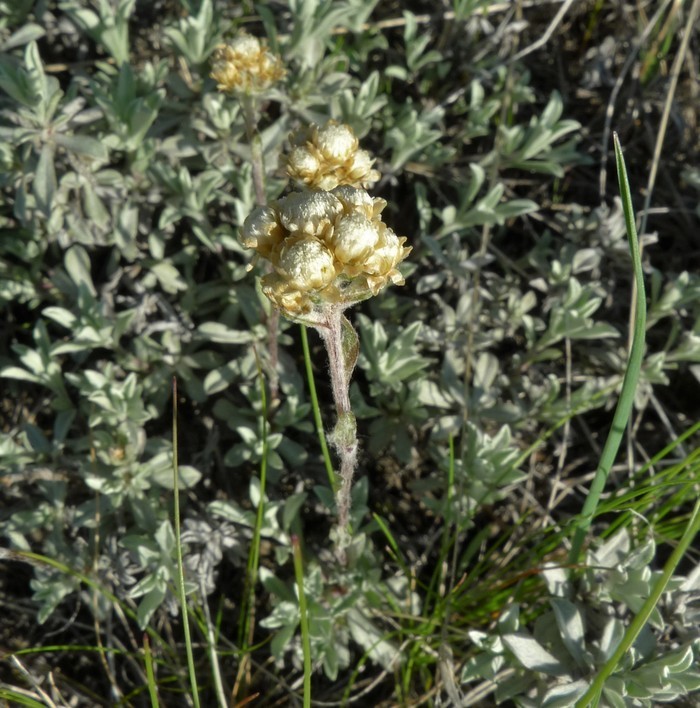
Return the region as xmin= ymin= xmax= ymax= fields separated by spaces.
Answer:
xmin=238 ymin=118 xmax=410 ymax=552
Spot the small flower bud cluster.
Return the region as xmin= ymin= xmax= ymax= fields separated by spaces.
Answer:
xmin=210 ymin=34 xmax=285 ymax=95
xmin=283 ymin=121 xmax=380 ymax=191
xmin=240 ymin=186 xmax=411 ymax=320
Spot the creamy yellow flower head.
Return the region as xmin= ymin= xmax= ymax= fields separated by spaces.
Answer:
xmin=283 ymin=121 xmax=380 ymax=191
xmin=210 ymin=33 xmax=285 ymax=95
xmin=239 ymin=186 xmax=410 ymax=320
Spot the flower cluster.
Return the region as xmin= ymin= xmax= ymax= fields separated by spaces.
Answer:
xmin=210 ymin=34 xmax=285 ymax=94
xmin=283 ymin=121 xmax=380 ymax=190
xmin=240 ymin=186 xmax=411 ymax=320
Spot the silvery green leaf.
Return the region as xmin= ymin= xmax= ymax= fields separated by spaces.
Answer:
xmin=150 ymin=262 xmax=186 ymax=294
xmin=601 ymin=683 xmax=627 ymax=708
xmin=416 ymin=379 xmax=453 ymax=409
xmin=208 ymin=500 xmax=254 ymax=527
xmin=473 ymin=352 xmax=499 ymax=391
xmin=541 ymin=563 xmax=570 ymax=598
xmin=152 ymin=464 xmax=202 ymax=490
xmin=502 ymin=632 xmax=568 ymax=676
xmin=23 ymin=423 xmax=52 ymax=454
xmin=43 ymin=306 xmax=77 ymax=329
xmin=154 ymin=520 xmax=175 ymax=554
xmin=494 ymin=670 xmax=537 ymax=705
xmin=259 ymin=568 xmax=296 ymax=603
xmin=196 ymin=322 xmax=255 ymax=344
xmin=541 ymin=679 xmax=588 ymax=707
xmin=136 ymin=583 xmax=166 ymax=629
xmin=347 ymin=607 xmax=397 ymax=670
xmin=0 ymin=366 xmax=41 ymax=383
xmin=33 ymin=143 xmax=56 ymax=216
xmin=598 ymin=617 xmax=625 ymax=662
xmin=281 ymin=492 xmax=306 ymax=531
xmin=591 ymin=528 xmax=630 ymax=567
xmin=53 ymin=133 xmax=109 ymax=160
xmin=494 ymin=198 xmax=539 ymax=221
xmin=572 ymin=248 xmax=601 ymax=273
xmin=550 ymin=598 xmax=588 ymax=668
xmin=460 ymin=651 xmax=505 ymax=682
xmin=64 ymin=245 xmax=96 ymax=295
xmin=2 ymin=23 xmax=45 ymax=51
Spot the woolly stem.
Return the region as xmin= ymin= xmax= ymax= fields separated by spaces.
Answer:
xmin=240 ymin=94 xmax=279 ymax=406
xmin=318 ymin=307 xmax=359 ymax=552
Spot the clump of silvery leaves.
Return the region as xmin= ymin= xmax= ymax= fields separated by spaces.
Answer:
xmin=461 ymin=529 xmax=700 ymax=707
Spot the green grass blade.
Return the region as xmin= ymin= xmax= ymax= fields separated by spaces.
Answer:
xmin=569 ymin=133 xmax=647 ymax=563
xmin=142 ymin=634 xmax=159 ymax=708
xmin=236 ymin=351 xmax=270 ymax=698
xmin=301 ymin=324 xmax=337 ymax=493
xmin=576 ymin=497 xmax=700 ymax=707
xmin=0 ymin=689 xmax=46 ymax=707
xmin=292 ymin=535 xmax=312 ymax=708
xmin=172 ymin=376 xmax=201 ymax=708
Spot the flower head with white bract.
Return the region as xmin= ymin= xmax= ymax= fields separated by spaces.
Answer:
xmin=239 ymin=186 xmax=411 ymax=324
xmin=210 ymin=34 xmax=285 ymax=95
xmin=283 ymin=121 xmax=381 ymax=191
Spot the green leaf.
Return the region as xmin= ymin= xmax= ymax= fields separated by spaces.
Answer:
xmin=0 ymin=366 xmax=41 ymax=383
xmin=33 ymin=143 xmax=56 ymax=215
xmin=64 ymin=245 xmax=96 ymax=295
xmin=282 ymin=492 xmax=307 ymax=531
xmin=54 ymin=133 xmax=109 ymax=160
xmin=1 ymin=23 xmax=46 ymax=51
xmin=196 ymin=322 xmax=255 ymax=344
xmin=502 ymin=632 xmax=568 ymax=676
xmin=43 ymin=306 xmax=78 ymax=329
xmin=550 ymin=598 xmax=588 ymax=668
xmin=136 ymin=583 xmax=166 ymax=629
xmin=152 ymin=464 xmax=202 ymax=489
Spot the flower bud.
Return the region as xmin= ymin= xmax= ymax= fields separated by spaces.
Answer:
xmin=285 ymin=146 xmax=321 ymax=182
xmin=276 ymin=190 xmax=342 ymax=235
xmin=239 ymin=205 xmax=284 ymax=259
xmin=283 ymin=121 xmax=380 ymax=190
xmin=331 ymin=213 xmax=379 ymax=267
xmin=210 ymin=34 xmax=285 ymax=95
xmin=364 ymin=226 xmax=412 ymax=294
xmin=278 ymin=238 xmax=336 ymax=291
xmin=315 ymin=122 xmax=358 ymax=162
xmin=261 ymin=275 xmax=312 ymax=316
xmin=331 ymin=185 xmax=383 ymax=219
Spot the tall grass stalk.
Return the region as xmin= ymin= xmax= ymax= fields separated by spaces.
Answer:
xmin=568 ymin=133 xmax=647 ymax=563
xmin=142 ymin=635 xmax=159 ymax=708
xmin=234 ymin=354 xmax=270 ymax=697
xmin=171 ymin=376 xmax=201 ymax=708
xmin=300 ymin=324 xmax=336 ymax=493
xmin=292 ymin=535 xmax=312 ymax=708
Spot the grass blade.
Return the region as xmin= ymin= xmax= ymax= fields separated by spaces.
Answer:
xmin=292 ymin=535 xmax=312 ymax=708
xmin=172 ymin=376 xmax=201 ymax=708
xmin=142 ymin=634 xmax=159 ymax=708
xmin=568 ymin=133 xmax=647 ymax=563
xmin=301 ymin=324 xmax=337 ymax=493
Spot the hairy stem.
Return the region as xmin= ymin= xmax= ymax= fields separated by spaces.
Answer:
xmin=240 ymin=94 xmax=279 ymax=405
xmin=319 ymin=307 xmax=359 ymax=550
